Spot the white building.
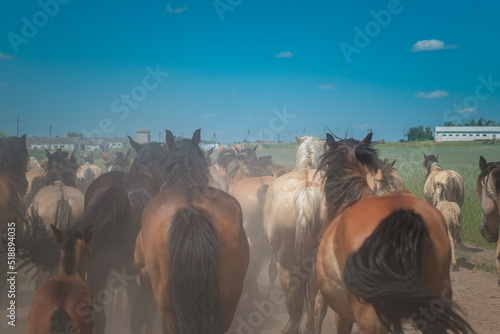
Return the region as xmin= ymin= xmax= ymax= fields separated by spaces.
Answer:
xmin=136 ymin=129 xmax=150 ymax=144
xmin=435 ymin=126 xmax=500 ymax=142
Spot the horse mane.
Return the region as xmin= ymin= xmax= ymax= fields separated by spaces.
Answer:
xmin=162 ymin=139 xmax=210 ymax=189
xmin=424 ymin=155 xmax=443 ymax=180
xmin=294 ymin=136 xmax=324 ymax=171
xmin=319 ymin=136 xmax=380 ymax=220
xmin=215 ymin=148 xmax=272 ymax=179
xmin=129 ymin=142 xmax=168 ymax=185
xmin=377 ymin=158 xmax=399 ymax=193
xmin=0 ymin=135 xmax=29 ymax=195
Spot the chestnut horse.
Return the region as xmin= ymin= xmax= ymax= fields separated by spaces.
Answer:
xmin=26 ymin=224 xmax=94 ymax=334
xmin=263 ymin=135 xmax=327 ymax=334
xmin=134 ymin=129 xmax=249 ymax=334
xmin=317 ymin=133 xmax=474 ymax=334
xmin=423 ymin=154 xmax=464 ymax=207
xmin=477 ymin=156 xmax=500 ymax=285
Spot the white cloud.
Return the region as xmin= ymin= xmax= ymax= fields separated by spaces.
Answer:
xmin=0 ymin=52 xmax=15 ymax=60
xmin=274 ymin=51 xmax=294 ymax=58
xmin=410 ymin=39 xmax=458 ymax=52
xmin=414 ymin=90 xmax=449 ymax=99
xmin=355 ymin=123 xmax=370 ymax=130
xmin=202 ymin=113 xmax=217 ymax=118
xmin=315 ymin=84 xmax=338 ymax=90
xmin=166 ymin=3 xmax=188 ymax=14
xmin=458 ymin=107 xmax=476 ymax=114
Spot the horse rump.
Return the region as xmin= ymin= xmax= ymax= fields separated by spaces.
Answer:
xmin=169 ymin=207 xmax=221 ymax=334
xmin=343 ymin=209 xmax=474 ymax=334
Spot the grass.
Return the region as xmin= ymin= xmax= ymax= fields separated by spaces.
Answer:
xmin=241 ymin=140 xmax=500 ymax=250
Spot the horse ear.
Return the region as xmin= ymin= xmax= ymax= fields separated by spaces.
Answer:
xmin=44 ymin=148 xmax=53 ymax=159
xmin=69 ymin=151 xmax=77 ymax=164
xmin=20 ymin=134 xmax=26 ymax=145
xmin=124 ymin=147 xmax=131 ymax=159
xmin=325 ymin=133 xmax=335 ymax=147
xmin=83 ymin=225 xmax=95 ymax=245
xmin=192 ymin=129 xmax=201 ymax=147
xmin=423 ymin=154 xmax=427 ymax=160
xmin=165 ymin=130 xmax=175 ymax=149
xmin=98 ymin=150 xmax=108 ymax=160
xmin=218 ymin=142 xmax=225 ymax=151
xmin=207 ymin=146 xmax=214 ymax=157
xmin=479 ymin=156 xmax=488 ymax=171
xmin=361 ymin=132 xmax=373 ymax=145
xmin=295 ymin=136 xmax=304 ymax=146
xmin=436 ymin=153 xmax=439 ymax=160
xmin=50 ymin=224 xmax=64 ymax=245
xmin=128 ymin=136 xmax=143 ymax=153
xmin=390 ymin=159 xmax=397 ymax=167
xmin=253 ymin=145 xmax=258 ymax=151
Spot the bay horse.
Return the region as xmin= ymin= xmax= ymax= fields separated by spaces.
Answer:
xmin=81 ymin=137 xmax=168 ymax=334
xmin=477 ymin=156 xmax=500 ymax=284
xmin=423 ymin=154 xmax=464 ymax=207
xmin=99 ymin=147 xmax=132 ymax=172
xmin=26 ymin=224 xmax=94 ymax=334
xmin=263 ymin=135 xmax=327 ymax=334
xmin=317 ymin=133 xmax=474 ymax=334
xmin=134 ymin=129 xmax=249 ymax=334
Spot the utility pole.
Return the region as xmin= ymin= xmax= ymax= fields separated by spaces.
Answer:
xmin=15 ymin=116 xmax=22 ymax=136
xmin=49 ymin=124 xmax=53 ymax=149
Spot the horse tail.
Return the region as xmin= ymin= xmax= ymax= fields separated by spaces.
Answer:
xmin=256 ymin=184 xmax=271 ymax=264
xmin=343 ymin=209 xmax=475 ymax=334
xmin=54 ymin=197 xmax=73 ymax=230
xmin=169 ymin=207 xmax=221 ymax=334
xmin=445 ymin=174 xmax=464 ymax=207
xmin=49 ymin=306 xmax=73 ymax=334
xmin=285 ymin=186 xmax=323 ymax=333
xmin=79 ymin=167 xmax=97 ymax=194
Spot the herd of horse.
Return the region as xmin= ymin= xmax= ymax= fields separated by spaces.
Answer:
xmin=0 ymin=131 xmax=499 ymax=334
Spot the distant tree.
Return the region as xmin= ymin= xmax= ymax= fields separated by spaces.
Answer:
xmin=485 ymin=119 xmax=497 ymax=126
xmin=463 ymin=118 xmax=497 ymax=126
xmin=0 ymin=130 xmax=8 ymax=139
xmin=406 ymin=126 xmax=434 ymax=141
xmin=444 ymin=121 xmax=455 ymax=126
xmin=67 ymin=132 xmax=83 ymax=137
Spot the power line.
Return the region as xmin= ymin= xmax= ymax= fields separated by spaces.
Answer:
xmin=14 ymin=115 xmax=22 ymax=136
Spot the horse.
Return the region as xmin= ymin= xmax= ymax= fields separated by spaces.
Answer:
xmin=477 ymin=156 xmax=500 ymax=285
xmin=80 ymin=137 xmax=168 ymax=334
xmin=436 ymin=199 xmax=462 ymax=270
xmin=423 ymin=154 xmax=464 ymax=207
xmin=316 ymin=133 xmax=474 ymax=334
xmin=24 ymin=148 xmax=80 ymax=209
xmin=262 ymin=135 xmax=327 ymax=334
xmin=28 ymin=156 xmax=42 ymax=170
xmin=77 ymin=157 xmax=103 ymax=195
xmin=134 ymin=129 xmax=249 ymax=334
xmin=26 ymin=224 xmax=94 ymax=334
xmin=368 ymin=158 xmax=404 ymax=196
xmin=214 ymin=144 xmax=274 ymax=297
xmin=257 ymin=155 xmax=292 ymax=178
xmin=99 ymin=147 xmax=132 ymax=172
xmin=78 ymin=152 xmax=95 ymax=165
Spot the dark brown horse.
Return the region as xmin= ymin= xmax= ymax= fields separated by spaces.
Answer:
xmin=26 ymin=224 xmax=94 ymax=334
xmin=99 ymin=147 xmax=132 ymax=172
xmin=477 ymin=156 xmax=500 ymax=284
xmin=134 ymin=129 xmax=249 ymax=334
xmin=316 ymin=133 xmax=474 ymax=334
xmin=80 ymin=137 xmax=168 ymax=334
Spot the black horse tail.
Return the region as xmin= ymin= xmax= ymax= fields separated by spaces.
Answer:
xmin=169 ymin=207 xmax=221 ymax=334
xmin=343 ymin=209 xmax=475 ymax=334
xmin=49 ymin=306 xmax=73 ymax=334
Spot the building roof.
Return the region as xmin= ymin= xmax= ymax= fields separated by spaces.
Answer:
xmin=435 ymin=126 xmax=500 ymax=132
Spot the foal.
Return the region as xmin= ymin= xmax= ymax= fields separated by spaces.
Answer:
xmin=26 ymin=225 xmax=94 ymax=334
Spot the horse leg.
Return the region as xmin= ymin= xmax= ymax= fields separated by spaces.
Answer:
xmin=87 ymin=262 xmax=111 ymax=334
xmin=267 ymin=254 xmax=278 ymax=298
xmin=277 ymin=262 xmax=301 ymax=334
xmin=130 ymin=275 xmax=157 ymax=334
xmin=497 ymin=240 xmax=500 ymax=285
xmin=334 ymin=312 xmax=354 ymax=334
xmin=449 ymin=232 xmax=458 ymax=271
xmin=313 ymin=291 xmax=327 ymax=334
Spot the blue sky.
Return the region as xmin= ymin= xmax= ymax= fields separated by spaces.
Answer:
xmin=1 ymin=0 xmax=499 ymax=143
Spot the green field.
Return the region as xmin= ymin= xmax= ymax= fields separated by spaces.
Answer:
xmin=29 ymin=140 xmax=499 ymax=249
xmin=244 ymin=140 xmax=500 ymax=250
